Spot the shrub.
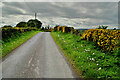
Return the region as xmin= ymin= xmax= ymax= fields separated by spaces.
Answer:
xmin=81 ymin=29 xmax=120 ymax=53
xmin=2 ymin=27 xmax=38 ymax=42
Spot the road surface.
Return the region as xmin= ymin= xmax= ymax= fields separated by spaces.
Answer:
xmin=1 ymin=32 xmax=77 ymax=78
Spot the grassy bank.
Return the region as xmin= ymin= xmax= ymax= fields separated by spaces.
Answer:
xmin=51 ymin=32 xmax=120 ymax=79
xmin=2 ymin=31 xmax=40 ymax=58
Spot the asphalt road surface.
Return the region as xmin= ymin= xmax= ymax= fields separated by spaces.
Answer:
xmin=1 ymin=32 xmax=77 ymax=78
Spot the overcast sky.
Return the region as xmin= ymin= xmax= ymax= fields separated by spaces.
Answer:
xmin=0 ymin=0 xmax=120 ymax=29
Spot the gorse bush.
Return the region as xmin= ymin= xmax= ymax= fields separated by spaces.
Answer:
xmin=81 ymin=29 xmax=120 ymax=53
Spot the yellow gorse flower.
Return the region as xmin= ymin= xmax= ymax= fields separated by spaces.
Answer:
xmin=81 ymin=29 xmax=120 ymax=53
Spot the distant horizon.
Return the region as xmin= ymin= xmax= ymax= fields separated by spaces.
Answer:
xmin=1 ymin=22 xmax=119 ymax=29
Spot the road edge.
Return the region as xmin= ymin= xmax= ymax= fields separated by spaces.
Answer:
xmin=1 ymin=31 xmax=41 ymax=62
xmin=50 ymin=32 xmax=79 ymax=78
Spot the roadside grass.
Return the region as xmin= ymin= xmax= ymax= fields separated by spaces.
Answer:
xmin=51 ymin=31 xmax=120 ymax=79
xmin=1 ymin=31 xmax=40 ymax=58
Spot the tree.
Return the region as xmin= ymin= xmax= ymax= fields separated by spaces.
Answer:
xmin=98 ymin=25 xmax=108 ymax=29
xmin=46 ymin=25 xmax=50 ymax=29
xmin=113 ymin=28 xmax=117 ymax=30
xmin=27 ymin=19 xmax=42 ymax=28
xmin=98 ymin=26 xmax=102 ymax=29
xmin=16 ymin=22 xmax=28 ymax=27
xmin=41 ymin=27 xmax=44 ymax=30
xmin=102 ymin=25 xmax=108 ymax=29
xmin=2 ymin=25 xmax=12 ymax=28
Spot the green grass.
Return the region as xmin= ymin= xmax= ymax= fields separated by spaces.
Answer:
xmin=1 ymin=31 xmax=40 ymax=58
xmin=51 ymin=31 xmax=120 ymax=79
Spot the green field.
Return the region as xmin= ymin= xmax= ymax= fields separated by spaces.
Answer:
xmin=1 ymin=31 xmax=40 ymax=58
xmin=51 ymin=31 xmax=120 ymax=79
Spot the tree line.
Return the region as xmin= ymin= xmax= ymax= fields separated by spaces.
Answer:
xmin=2 ymin=19 xmax=42 ymax=29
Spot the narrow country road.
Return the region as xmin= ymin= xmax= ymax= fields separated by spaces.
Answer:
xmin=1 ymin=32 xmax=77 ymax=78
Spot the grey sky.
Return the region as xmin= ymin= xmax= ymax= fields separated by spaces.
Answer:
xmin=1 ymin=0 xmax=119 ymax=29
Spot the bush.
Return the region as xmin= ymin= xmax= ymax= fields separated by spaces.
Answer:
xmin=81 ymin=29 xmax=120 ymax=53
xmin=2 ymin=27 xmax=38 ymax=42
xmin=16 ymin=22 xmax=28 ymax=27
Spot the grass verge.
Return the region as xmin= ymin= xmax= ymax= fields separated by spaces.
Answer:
xmin=1 ymin=31 xmax=40 ymax=58
xmin=51 ymin=31 xmax=120 ymax=79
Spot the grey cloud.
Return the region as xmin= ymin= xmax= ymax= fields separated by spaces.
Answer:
xmin=1 ymin=2 xmax=118 ymax=28
xmin=3 ymin=2 xmax=26 ymax=9
xmin=2 ymin=6 xmax=24 ymax=16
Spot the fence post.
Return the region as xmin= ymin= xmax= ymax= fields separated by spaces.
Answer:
xmin=57 ymin=27 xmax=60 ymax=31
xmin=63 ymin=27 xmax=65 ymax=33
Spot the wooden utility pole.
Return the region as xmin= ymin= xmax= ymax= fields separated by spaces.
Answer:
xmin=35 ymin=13 xmax=37 ymax=19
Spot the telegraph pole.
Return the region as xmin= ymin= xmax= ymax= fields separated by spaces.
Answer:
xmin=35 ymin=13 xmax=37 ymax=19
